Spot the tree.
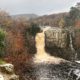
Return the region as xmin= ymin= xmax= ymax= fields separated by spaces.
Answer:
xmin=0 ymin=29 xmax=6 ymax=57
xmin=76 ymin=2 xmax=80 ymax=10
xmin=28 ymin=23 xmax=41 ymax=36
xmin=59 ymin=18 xmax=65 ymax=28
xmin=64 ymin=3 xmax=80 ymax=27
xmin=0 ymin=10 xmax=13 ymax=29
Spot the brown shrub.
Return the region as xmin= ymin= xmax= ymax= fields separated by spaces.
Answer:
xmin=4 ymin=52 xmax=33 ymax=80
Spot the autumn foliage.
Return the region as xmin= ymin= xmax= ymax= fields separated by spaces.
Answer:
xmin=0 ymin=2 xmax=80 ymax=79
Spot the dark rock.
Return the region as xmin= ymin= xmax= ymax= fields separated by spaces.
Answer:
xmin=21 ymin=62 xmax=80 ymax=80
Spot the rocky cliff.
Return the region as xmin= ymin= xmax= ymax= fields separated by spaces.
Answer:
xmin=44 ymin=27 xmax=77 ymax=61
xmin=45 ymin=27 xmax=69 ymax=48
xmin=0 ymin=63 xmax=19 ymax=80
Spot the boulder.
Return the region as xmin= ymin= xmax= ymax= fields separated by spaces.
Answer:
xmin=0 ymin=63 xmax=19 ymax=80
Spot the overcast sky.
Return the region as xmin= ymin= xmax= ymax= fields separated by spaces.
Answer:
xmin=0 ymin=0 xmax=79 ymax=15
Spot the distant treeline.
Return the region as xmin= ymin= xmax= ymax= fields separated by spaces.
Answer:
xmin=32 ymin=2 xmax=80 ymax=28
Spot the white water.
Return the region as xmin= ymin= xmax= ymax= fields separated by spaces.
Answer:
xmin=69 ymin=33 xmax=78 ymax=61
xmin=34 ymin=27 xmax=66 ymax=64
xmin=0 ymin=75 xmax=4 ymax=80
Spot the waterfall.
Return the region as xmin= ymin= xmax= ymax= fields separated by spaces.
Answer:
xmin=69 ymin=33 xmax=78 ymax=61
xmin=34 ymin=27 xmax=66 ymax=64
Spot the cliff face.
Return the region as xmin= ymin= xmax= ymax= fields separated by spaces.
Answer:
xmin=0 ymin=63 xmax=19 ymax=80
xmin=44 ymin=27 xmax=76 ymax=61
xmin=45 ymin=27 xmax=69 ymax=48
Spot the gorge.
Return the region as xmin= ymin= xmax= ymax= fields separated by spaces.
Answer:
xmin=21 ymin=27 xmax=80 ymax=80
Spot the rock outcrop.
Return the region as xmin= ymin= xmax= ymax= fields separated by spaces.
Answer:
xmin=0 ymin=63 xmax=19 ymax=80
xmin=45 ymin=27 xmax=69 ymax=48
xmin=44 ymin=27 xmax=77 ymax=61
xmin=21 ymin=61 xmax=80 ymax=80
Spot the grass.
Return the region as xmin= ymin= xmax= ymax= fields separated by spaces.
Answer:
xmin=0 ymin=59 xmax=6 ymax=64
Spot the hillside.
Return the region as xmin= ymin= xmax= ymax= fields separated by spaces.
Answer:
xmin=12 ymin=14 xmax=38 ymax=20
xmin=33 ymin=12 xmax=68 ymax=27
xmin=11 ymin=12 xmax=68 ymax=27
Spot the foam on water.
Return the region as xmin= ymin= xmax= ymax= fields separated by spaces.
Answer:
xmin=75 ymin=61 xmax=80 ymax=63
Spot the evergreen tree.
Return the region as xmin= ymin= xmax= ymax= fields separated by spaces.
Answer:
xmin=0 ymin=29 xmax=5 ymax=57
xmin=64 ymin=3 xmax=80 ymax=27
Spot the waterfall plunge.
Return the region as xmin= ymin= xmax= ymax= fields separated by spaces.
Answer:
xmin=69 ymin=33 xmax=78 ymax=61
xmin=34 ymin=27 xmax=66 ymax=64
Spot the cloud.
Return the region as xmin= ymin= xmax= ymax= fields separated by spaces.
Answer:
xmin=0 ymin=0 xmax=79 ymax=15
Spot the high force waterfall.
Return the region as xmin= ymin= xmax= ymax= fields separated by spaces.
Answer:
xmin=34 ymin=27 xmax=65 ymax=64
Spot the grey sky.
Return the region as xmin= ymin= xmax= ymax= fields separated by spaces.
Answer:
xmin=0 ymin=0 xmax=79 ymax=15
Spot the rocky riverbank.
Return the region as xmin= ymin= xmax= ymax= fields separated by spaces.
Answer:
xmin=0 ymin=63 xmax=19 ymax=80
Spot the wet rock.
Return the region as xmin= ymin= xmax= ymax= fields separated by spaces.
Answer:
xmin=0 ymin=63 xmax=19 ymax=80
xmin=22 ymin=62 xmax=80 ymax=80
